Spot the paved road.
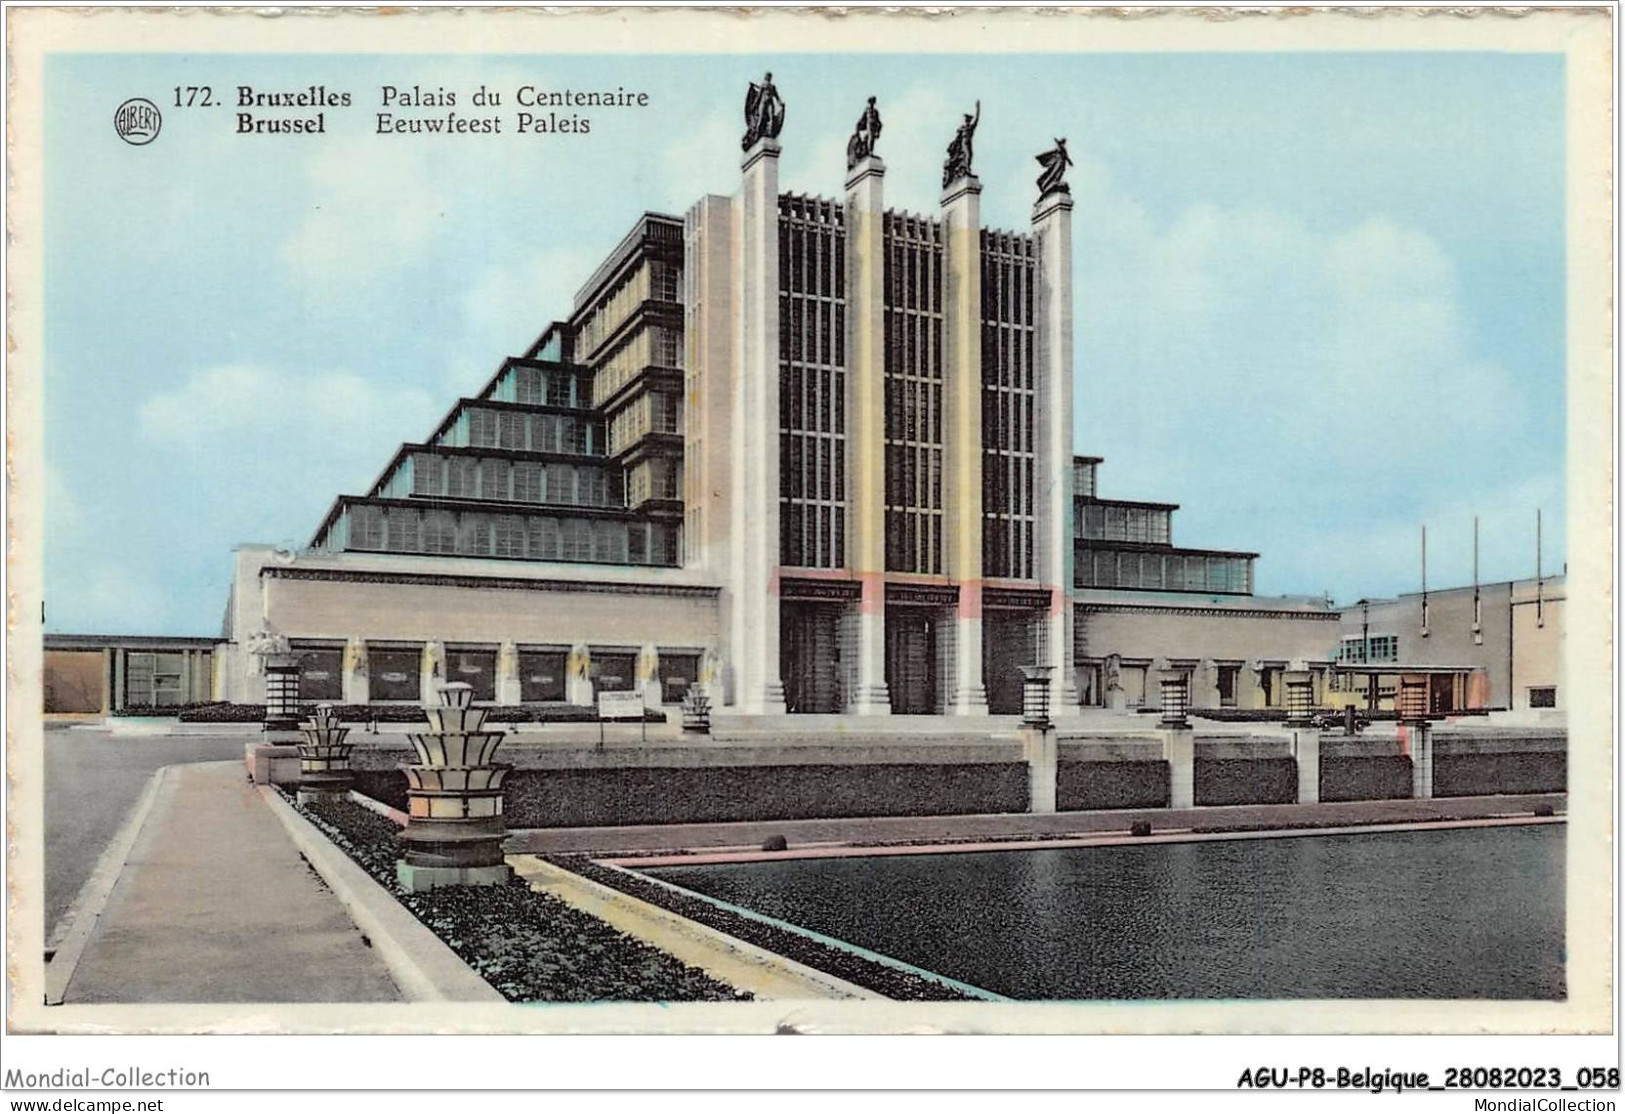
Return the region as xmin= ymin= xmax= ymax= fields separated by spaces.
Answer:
xmin=43 ymin=726 xmax=248 ymax=944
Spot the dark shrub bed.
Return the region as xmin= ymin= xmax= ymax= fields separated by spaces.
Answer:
xmin=1434 ymin=753 xmax=1566 ymax=797
xmin=353 ymin=764 xmax=1028 ymax=828
xmin=1319 ymin=757 xmax=1412 ymax=802
xmin=1194 ymin=758 xmax=1297 ymax=806
xmin=500 ymin=763 xmax=1029 ymax=828
xmin=183 ymin=702 xmax=662 ymax=724
xmin=179 ymin=703 xmax=270 ymax=722
xmin=1056 ymin=760 xmax=1169 ymax=811
xmin=289 ymin=792 xmax=747 ymax=1003
xmin=550 ymin=855 xmax=974 ymax=1002
xmin=114 ymin=701 xmax=227 ymax=718
xmin=351 ymin=769 xmax=409 ymax=811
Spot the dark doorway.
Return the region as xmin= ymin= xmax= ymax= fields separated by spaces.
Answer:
xmin=983 ymin=612 xmax=1037 ymax=715
xmin=886 ymin=608 xmax=939 ymax=714
xmin=1429 ymin=673 xmax=1456 ymax=715
xmin=781 ymin=603 xmax=844 ymax=713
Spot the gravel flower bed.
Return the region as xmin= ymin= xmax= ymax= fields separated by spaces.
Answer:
xmin=287 ymin=792 xmax=748 ymax=1003
xmin=546 ymin=855 xmax=976 ymax=1002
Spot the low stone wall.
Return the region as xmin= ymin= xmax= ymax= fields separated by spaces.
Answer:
xmin=340 ymin=724 xmax=1566 ymax=827
xmin=357 ymin=763 xmax=1030 ymax=828
xmin=1056 ymin=761 xmax=1170 ymax=811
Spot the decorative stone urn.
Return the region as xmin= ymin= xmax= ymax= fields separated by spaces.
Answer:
xmin=397 ymin=682 xmax=512 ymax=892
xmin=295 ymin=703 xmax=355 ymax=807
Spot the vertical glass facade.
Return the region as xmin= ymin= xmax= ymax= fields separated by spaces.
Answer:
xmin=980 ymin=229 xmax=1037 ymax=580
xmin=778 ymin=194 xmax=848 ymax=569
xmin=882 ymin=211 xmax=945 ymax=575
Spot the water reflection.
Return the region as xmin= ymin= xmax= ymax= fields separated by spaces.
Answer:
xmin=649 ymin=826 xmax=1564 ymax=1000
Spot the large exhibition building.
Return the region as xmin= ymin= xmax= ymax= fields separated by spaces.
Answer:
xmin=194 ymin=84 xmax=1560 ymax=720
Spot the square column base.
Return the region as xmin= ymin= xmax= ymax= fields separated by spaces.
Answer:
xmin=950 ymin=686 xmax=989 ymax=716
xmin=757 ymin=682 xmax=788 ymax=716
xmin=396 ymin=861 xmax=512 ymax=893
xmin=848 ymin=685 xmax=892 ymax=716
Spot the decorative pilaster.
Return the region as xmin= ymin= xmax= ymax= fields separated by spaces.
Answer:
xmin=1294 ymin=729 xmax=1321 ymax=804
xmin=942 ymin=174 xmax=988 ymax=715
xmin=566 ymin=642 xmax=593 ymax=706
xmin=419 ymin=641 xmax=445 ymax=706
xmin=495 ymin=640 xmax=521 ymax=706
xmin=342 ymin=638 xmax=369 ymax=705
xmin=731 ymin=137 xmax=787 ymax=713
xmin=844 ymin=154 xmax=891 ymax=715
xmin=636 ymin=643 xmax=662 ymax=709
xmin=1162 ymin=726 xmax=1195 ymax=810
xmin=1033 ymin=190 xmax=1079 ymax=711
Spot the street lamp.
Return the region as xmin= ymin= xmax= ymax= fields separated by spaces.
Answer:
xmin=1020 ymin=664 xmax=1054 ymax=729
xmin=1158 ymin=669 xmax=1191 ymax=729
xmin=1397 ymin=674 xmax=1429 ymax=724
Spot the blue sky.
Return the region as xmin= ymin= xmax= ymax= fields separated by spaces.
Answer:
xmin=43 ymin=51 xmax=1566 ymax=635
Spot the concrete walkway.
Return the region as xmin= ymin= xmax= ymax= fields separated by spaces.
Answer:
xmin=58 ymin=762 xmax=402 ymax=1004
xmin=509 ymin=792 xmax=1565 ymax=856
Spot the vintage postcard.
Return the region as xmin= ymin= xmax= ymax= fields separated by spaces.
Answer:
xmin=3 ymin=1 xmax=1616 ymax=1081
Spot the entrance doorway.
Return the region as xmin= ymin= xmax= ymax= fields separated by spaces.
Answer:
xmin=983 ymin=612 xmax=1039 ymax=715
xmin=885 ymin=608 xmax=939 ymax=714
xmin=781 ymin=603 xmax=844 ymax=713
xmin=1429 ymin=673 xmax=1456 ymax=715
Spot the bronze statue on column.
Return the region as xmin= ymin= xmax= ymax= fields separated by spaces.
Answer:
xmin=942 ymin=100 xmax=981 ymax=188
xmin=742 ymin=72 xmax=786 ymax=150
xmin=847 ymin=96 xmax=882 ymax=169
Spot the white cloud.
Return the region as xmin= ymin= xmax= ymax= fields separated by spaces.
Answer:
xmin=279 ymin=142 xmax=449 ymax=286
xmin=137 ymin=363 xmax=442 ymax=494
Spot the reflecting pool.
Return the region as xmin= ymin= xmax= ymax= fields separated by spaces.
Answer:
xmin=648 ymin=824 xmax=1564 ymax=1000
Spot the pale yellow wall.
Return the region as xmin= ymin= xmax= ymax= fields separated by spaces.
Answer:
xmin=263 ymin=575 xmax=719 ymax=651
xmin=1076 ymin=602 xmax=1341 ymax=708
xmin=1511 ymin=591 xmax=1564 ymax=709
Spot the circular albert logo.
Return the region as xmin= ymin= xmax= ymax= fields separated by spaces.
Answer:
xmin=113 ymin=97 xmax=162 ymax=146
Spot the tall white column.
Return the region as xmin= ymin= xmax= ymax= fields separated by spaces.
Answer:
xmin=942 ymin=175 xmax=988 ymax=715
xmin=1033 ymin=190 xmax=1079 ymax=711
xmin=845 ymin=155 xmax=891 ymax=715
xmin=730 ymin=138 xmax=788 ymax=713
